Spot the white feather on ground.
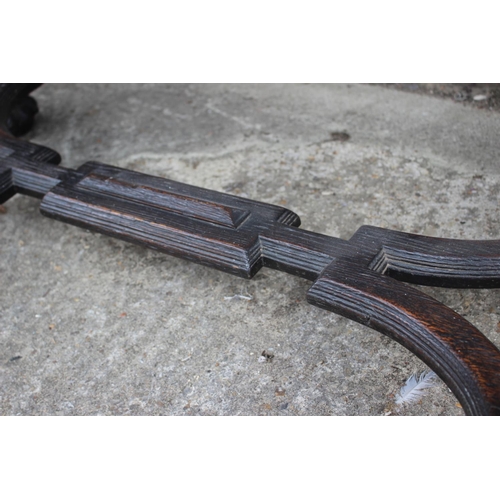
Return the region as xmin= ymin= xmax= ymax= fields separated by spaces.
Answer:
xmin=395 ymin=370 xmax=438 ymax=406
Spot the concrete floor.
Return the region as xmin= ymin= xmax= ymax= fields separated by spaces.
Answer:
xmin=2 ymin=83 xmax=500 ymax=415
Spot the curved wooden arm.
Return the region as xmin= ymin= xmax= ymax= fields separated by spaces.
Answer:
xmin=307 ymin=259 xmax=500 ymax=415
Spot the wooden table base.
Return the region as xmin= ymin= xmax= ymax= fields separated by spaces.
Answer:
xmin=2 ymin=83 xmax=500 ymax=415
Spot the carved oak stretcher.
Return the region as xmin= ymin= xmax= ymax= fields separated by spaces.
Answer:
xmin=2 ymin=83 xmax=500 ymax=415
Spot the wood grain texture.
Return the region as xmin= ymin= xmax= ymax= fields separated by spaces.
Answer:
xmin=3 ymin=83 xmax=500 ymax=414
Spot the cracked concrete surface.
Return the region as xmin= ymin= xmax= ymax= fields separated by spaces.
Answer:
xmin=1 ymin=83 xmax=500 ymax=415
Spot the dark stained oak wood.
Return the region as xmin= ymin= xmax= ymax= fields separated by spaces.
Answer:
xmin=2 ymin=83 xmax=500 ymax=415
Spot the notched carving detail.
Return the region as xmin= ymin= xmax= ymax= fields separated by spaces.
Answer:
xmin=354 ymin=225 xmax=500 ymax=288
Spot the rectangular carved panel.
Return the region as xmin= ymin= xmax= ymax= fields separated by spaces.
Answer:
xmin=40 ymin=162 xmax=300 ymax=278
